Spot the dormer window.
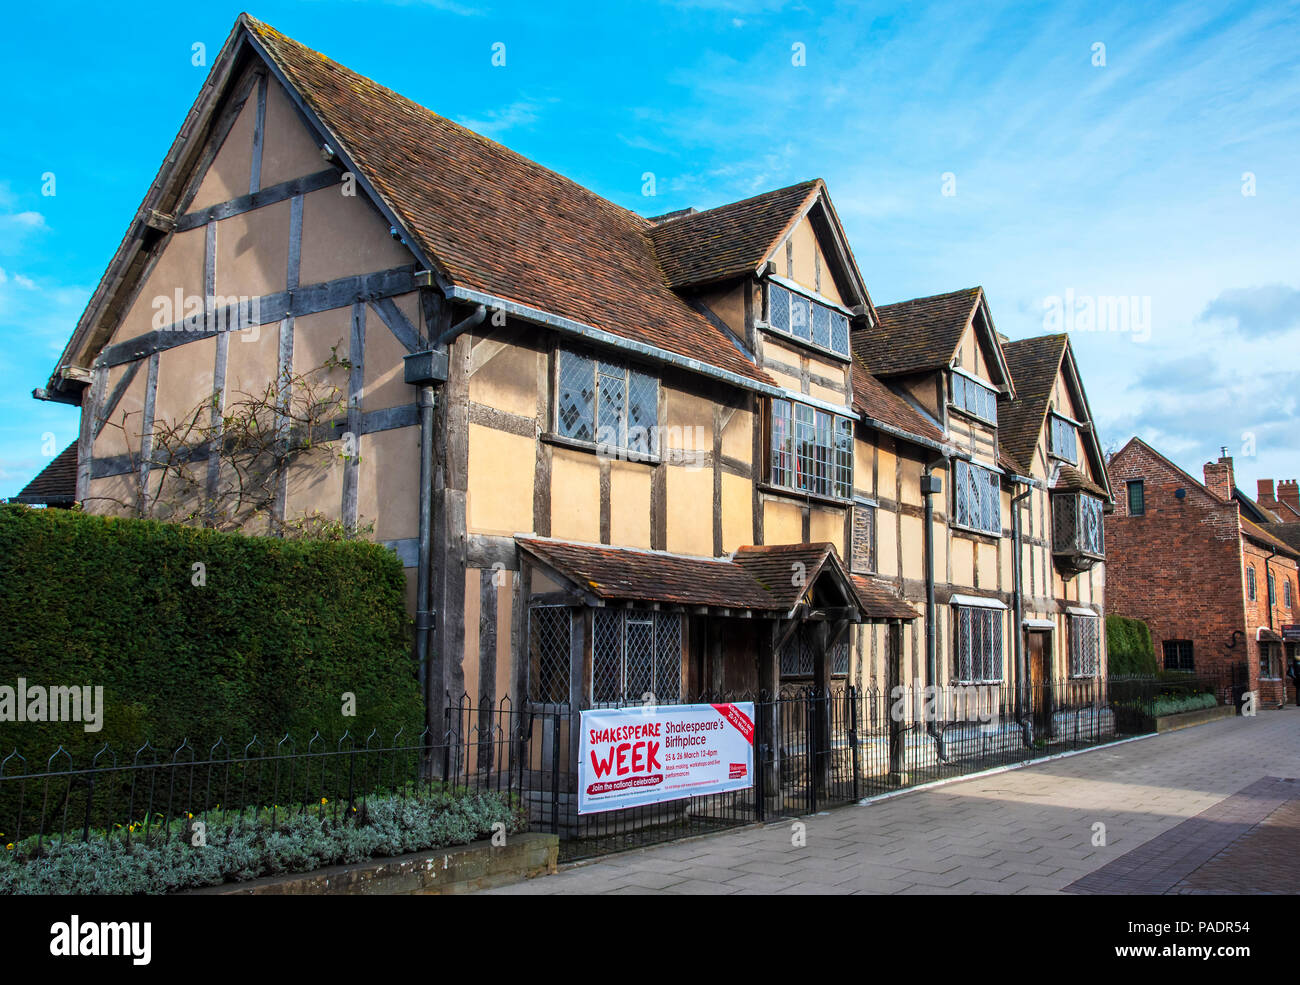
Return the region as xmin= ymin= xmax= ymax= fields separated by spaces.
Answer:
xmin=766 ymin=281 xmax=850 ymax=357
xmin=1048 ymin=414 xmax=1078 ymax=464
xmin=1052 ymin=492 xmax=1105 ymax=567
xmin=950 ymin=371 xmax=998 ymax=425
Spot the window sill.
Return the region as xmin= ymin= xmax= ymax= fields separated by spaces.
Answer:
xmin=541 ymin=431 xmax=660 ymax=466
xmin=950 ymin=522 xmax=1003 ymax=541
xmin=950 ymin=680 xmax=1004 ymax=687
xmin=756 ymin=320 xmax=852 ymax=364
xmin=947 ymin=404 xmax=997 ymax=428
xmin=758 ymin=481 xmax=852 ymax=509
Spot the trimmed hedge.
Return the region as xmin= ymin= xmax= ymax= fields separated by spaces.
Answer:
xmin=0 ymin=504 xmax=421 ymax=762
xmin=1106 ymin=614 xmax=1157 ymax=676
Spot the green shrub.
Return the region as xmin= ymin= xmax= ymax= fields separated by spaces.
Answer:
xmin=0 ymin=504 xmax=421 ymax=763
xmin=0 ymin=789 xmax=526 ymax=895
xmin=1106 ymin=615 xmax=1157 ymax=675
xmin=1151 ymin=692 xmax=1219 ymax=717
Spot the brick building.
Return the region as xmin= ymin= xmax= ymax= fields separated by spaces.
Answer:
xmin=1105 ymin=438 xmax=1300 ymax=706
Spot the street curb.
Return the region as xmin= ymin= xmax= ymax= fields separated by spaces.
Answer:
xmin=854 ymin=731 xmax=1162 ymax=808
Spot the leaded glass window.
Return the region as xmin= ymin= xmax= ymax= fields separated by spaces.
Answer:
xmin=592 ymin=609 xmax=682 ymax=704
xmin=556 ymin=349 xmax=658 ymax=459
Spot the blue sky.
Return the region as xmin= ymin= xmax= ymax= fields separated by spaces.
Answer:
xmin=2 ymin=0 xmax=1298 ymax=500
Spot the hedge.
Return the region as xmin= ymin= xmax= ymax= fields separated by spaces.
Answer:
xmin=0 ymin=504 xmax=421 ymax=763
xmin=1106 ymin=615 xmax=1158 ymax=676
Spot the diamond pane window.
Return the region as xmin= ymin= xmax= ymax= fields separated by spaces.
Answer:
xmin=780 ymin=625 xmax=817 ymax=677
xmin=1069 ymin=615 xmax=1100 ymax=678
xmin=811 ymin=303 xmax=831 ymax=349
xmin=766 ymin=282 xmax=850 ymax=356
xmin=556 ymin=349 xmax=658 ymax=459
xmin=951 ymin=373 xmax=998 ymax=425
xmin=627 ymin=369 xmax=658 ymax=459
xmin=830 ymin=311 xmax=849 ymax=355
xmin=591 ymin=609 xmax=682 ymax=704
xmin=1053 ymin=493 xmax=1104 ymax=558
xmin=557 ymin=351 xmax=595 ymax=442
xmin=1049 ymin=415 xmax=1078 ymax=463
xmin=954 ymin=605 xmax=1003 ymax=683
xmin=528 ymin=606 xmax=571 ymax=704
xmin=954 ymin=460 xmax=1001 ymax=534
xmin=769 ymin=282 xmax=792 ymax=334
xmin=832 ymin=639 xmax=850 ymax=676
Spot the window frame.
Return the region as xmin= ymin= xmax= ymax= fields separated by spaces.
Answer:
xmin=1162 ymin=639 xmax=1195 ymax=673
xmin=1126 ymin=479 xmax=1145 ymax=516
xmin=1246 ymin=565 xmax=1257 ymax=601
xmin=949 ymin=370 xmax=999 ymax=426
xmin=850 ymin=501 xmax=876 ymax=574
xmin=952 ymin=459 xmax=1002 ymax=536
xmin=767 ymin=397 xmax=854 ymax=501
xmin=527 ymin=605 xmax=572 ymax=706
xmin=1268 ymin=571 xmax=1276 ymax=607
xmin=1068 ymin=614 xmax=1101 ymax=679
xmin=591 ymin=608 xmax=682 ymax=705
xmin=952 ymin=605 xmax=1004 ymax=684
xmin=764 ymin=280 xmax=851 ymax=359
xmin=1047 ymin=414 xmax=1078 ymax=464
xmin=1052 ymin=492 xmax=1106 ymax=558
xmin=553 ymin=346 xmax=660 ymax=461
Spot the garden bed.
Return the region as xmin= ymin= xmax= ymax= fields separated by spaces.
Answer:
xmin=0 ymin=789 xmax=526 ymax=895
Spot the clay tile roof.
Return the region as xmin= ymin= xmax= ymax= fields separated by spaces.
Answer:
xmin=516 ymin=538 xmax=782 ymax=610
xmin=12 ymin=442 xmax=78 ymax=505
xmin=731 ymin=543 xmax=839 ymax=609
xmin=853 ymin=287 xmax=983 ymax=377
xmin=243 ymin=17 xmax=772 ymax=386
xmin=850 ymin=575 xmax=919 ymax=620
xmin=647 ymin=181 xmax=820 ymax=288
xmin=1270 ymin=523 xmax=1300 ymax=553
xmin=999 ymin=334 xmax=1069 ymax=475
xmin=850 ymin=363 xmax=945 ymax=447
xmin=1051 ymin=464 xmax=1108 ymax=498
xmin=1241 ymin=517 xmax=1300 ymax=559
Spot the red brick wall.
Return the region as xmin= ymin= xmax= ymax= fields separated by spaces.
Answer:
xmin=1242 ymin=539 xmax=1300 ymax=706
xmin=1105 ymin=443 xmax=1248 ymax=689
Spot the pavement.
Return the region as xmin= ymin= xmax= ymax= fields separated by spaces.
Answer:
xmin=484 ymin=707 xmax=1300 ymax=895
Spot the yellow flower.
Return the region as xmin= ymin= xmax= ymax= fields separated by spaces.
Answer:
xmin=320 ymin=797 xmax=328 ymax=805
xmin=5 ymin=843 xmax=12 ymax=851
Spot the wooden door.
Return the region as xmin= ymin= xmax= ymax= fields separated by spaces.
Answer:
xmin=1028 ymin=631 xmax=1051 ymax=735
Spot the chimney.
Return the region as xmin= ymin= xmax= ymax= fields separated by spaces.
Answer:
xmin=1203 ymin=455 xmax=1235 ymax=502
xmin=1280 ymin=479 xmax=1300 ymax=511
xmin=1258 ymin=478 xmax=1275 ymax=504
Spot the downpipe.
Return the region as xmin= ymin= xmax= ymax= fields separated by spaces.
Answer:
xmin=1011 ymin=483 xmax=1034 ymax=748
xmin=922 ymin=455 xmax=949 ymax=762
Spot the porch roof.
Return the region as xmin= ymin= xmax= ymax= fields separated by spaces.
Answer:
xmin=516 ymin=537 xmax=916 ymax=620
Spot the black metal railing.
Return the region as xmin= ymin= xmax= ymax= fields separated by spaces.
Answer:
xmin=0 ymin=728 xmax=444 ymax=854
xmin=3 ymin=673 xmax=1225 ymax=867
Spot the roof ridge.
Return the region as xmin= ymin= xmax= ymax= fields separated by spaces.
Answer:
xmin=243 ymin=15 xmax=655 ymax=234
xmin=648 ymin=179 xmax=821 ymax=228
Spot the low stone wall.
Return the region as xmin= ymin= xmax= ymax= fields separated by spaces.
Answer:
xmin=1155 ymin=703 xmax=1236 ymax=733
xmin=184 ymin=832 xmax=558 ymax=895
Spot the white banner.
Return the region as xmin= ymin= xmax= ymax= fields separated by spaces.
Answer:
xmin=578 ymin=702 xmax=755 ymax=814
